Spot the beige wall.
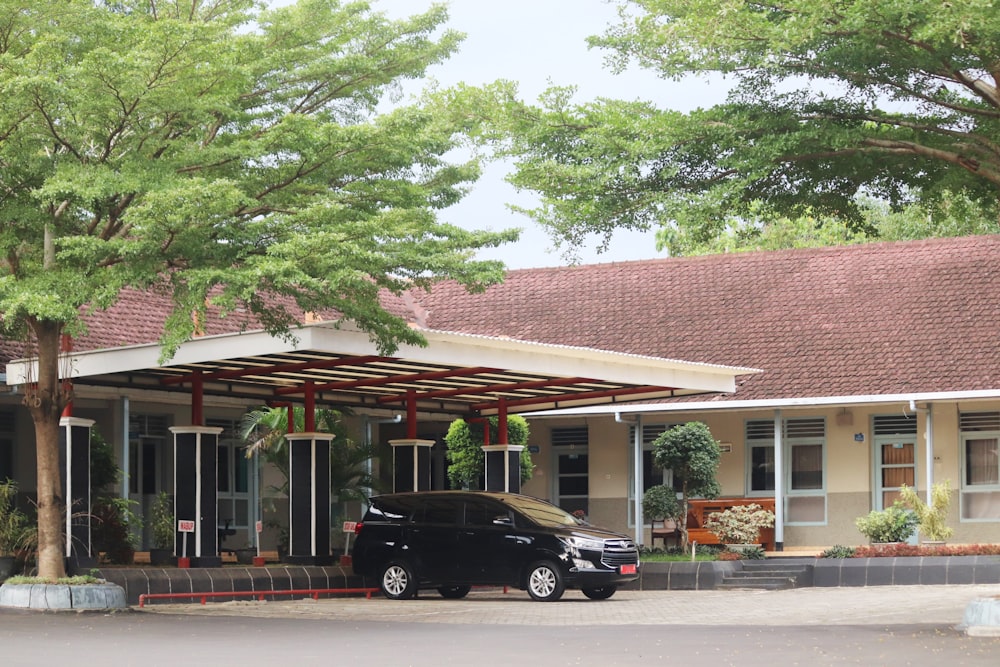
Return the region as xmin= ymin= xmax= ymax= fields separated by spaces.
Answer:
xmin=525 ymin=399 xmax=1000 ymax=548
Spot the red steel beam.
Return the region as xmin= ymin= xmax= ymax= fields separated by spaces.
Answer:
xmin=377 ymin=375 xmax=598 ymax=404
xmin=159 ymin=355 xmax=387 ymax=385
xmin=274 ymin=366 xmax=501 ymax=396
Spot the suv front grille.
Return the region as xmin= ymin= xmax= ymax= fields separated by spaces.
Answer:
xmin=601 ymin=539 xmax=638 ymax=568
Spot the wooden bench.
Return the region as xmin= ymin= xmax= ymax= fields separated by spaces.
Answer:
xmin=685 ymin=498 xmax=776 ymax=550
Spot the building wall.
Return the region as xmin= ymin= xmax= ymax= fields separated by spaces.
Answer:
xmin=7 ymin=384 xmax=1000 ymax=551
xmin=524 ymin=399 xmax=1000 ymax=549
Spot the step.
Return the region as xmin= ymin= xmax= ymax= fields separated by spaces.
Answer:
xmin=718 ymin=576 xmax=796 ymax=591
xmin=740 ymin=561 xmax=813 ymax=572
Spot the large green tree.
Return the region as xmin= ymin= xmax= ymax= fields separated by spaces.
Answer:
xmin=0 ymin=0 xmax=515 ymax=580
xmin=494 ymin=0 xmax=1000 ymax=257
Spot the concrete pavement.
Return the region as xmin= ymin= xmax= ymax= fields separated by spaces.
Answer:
xmin=136 ymin=583 xmax=1000 ymax=630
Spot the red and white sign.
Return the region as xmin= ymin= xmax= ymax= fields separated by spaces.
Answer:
xmin=177 ymin=520 xmax=196 ymax=533
xmin=255 ymin=520 xmax=263 ymax=534
xmin=342 ymin=521 xmax=357 ymax=533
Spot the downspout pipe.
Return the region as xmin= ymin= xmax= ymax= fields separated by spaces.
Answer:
xmin=910 ymin=399 xmax=934 ymax=506
xmin=616 ymin=412 xmax=643 ymax=546
xmin=773 ymin=409 xmax=784 ymax=552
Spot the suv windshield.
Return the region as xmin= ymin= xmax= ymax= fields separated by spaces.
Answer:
xmin=502 ymin=495 xmax=581 ymax=528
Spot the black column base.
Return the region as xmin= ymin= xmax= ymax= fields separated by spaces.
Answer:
xmin=191 ymin=556 xmax=223 ymax=568
xmin=66 ymin=556 xmax=100 ymax=575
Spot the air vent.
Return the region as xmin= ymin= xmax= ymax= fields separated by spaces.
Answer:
xmin=746 ymin=420 xmax=775 ymax=441
xmin=206 ymin=417 xmax=239 ymax=439
xmin=785 ymin=418 xmax=825 ymax=439
xmin=629 ymin=424 xmax=677 ymax=446
xmin=960 ymin=412 xmax=1000 ymax=432
xmin=550 ymin=426 xmax=588 ymax=447
xmin=873 ymin=414 xmax=917 ymax=436
xmin=747 ymin=419 xmax=824 ymax=440
xmin=129 ymin=414 xmax=170 ymax=438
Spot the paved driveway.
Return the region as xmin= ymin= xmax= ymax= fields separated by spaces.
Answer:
xmin=138 ymin=584 xmax=1000 ymax=627
xmin=3 ymin=585 xmax=1000 ymax=666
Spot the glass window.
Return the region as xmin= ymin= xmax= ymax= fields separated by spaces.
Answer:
xmin=552 ymin=426 xmax=589 ymax=516
xmin=746 ymin=418 xmax=826 ymax=524
xmin=966 ymin=438 xmax=999 ymax=486
xmin=750 ymin=445 xmax=775 ymax=492
xmin=960 ymin=412 xmax=1000 ymax=520
xmin=465 ymin=500 xmax=506 ymax=527
xmin=216 ymin=436 xmax=250 ymax=529
xmin=627 ymin=424 xmax=681 ymax=527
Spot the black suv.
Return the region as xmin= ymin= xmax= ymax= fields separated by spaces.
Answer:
xmin=351 ymin=491 xmax=639 ymax=602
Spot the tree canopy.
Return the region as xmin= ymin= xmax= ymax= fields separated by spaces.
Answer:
xmin=493 ymin=0 xmax=1000 ymax=257
xmin=651 ymin=421 xmax=721 ymax=548
xmin=0 ymin=0 xmax=515 ymax=579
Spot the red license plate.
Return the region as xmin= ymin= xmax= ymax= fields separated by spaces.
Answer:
xmin=620 ymin=564 xmax=637 ymax=575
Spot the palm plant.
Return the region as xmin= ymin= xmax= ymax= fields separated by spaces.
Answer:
xmin=239 ymin=405 xmax=378 ymax=523
xmin=0 ymin=479 xmax=29 ymax=557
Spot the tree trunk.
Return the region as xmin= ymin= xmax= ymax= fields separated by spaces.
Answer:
xmin=25 ymin=319 xmax=70 ymax=581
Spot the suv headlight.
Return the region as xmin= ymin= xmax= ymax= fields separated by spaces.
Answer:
xmin=560 ymin=536 xmax=605 ymax=553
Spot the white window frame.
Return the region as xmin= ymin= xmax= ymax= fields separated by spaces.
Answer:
xmin=626 ymin=423 xmax=680 ymax=527
xmin=745 ymin=418 xmax=827 ymax=526
xmin=959 ymin=411 xmax=1000 ymax=522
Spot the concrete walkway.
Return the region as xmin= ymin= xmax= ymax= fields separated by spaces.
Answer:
xmin=137 ymin=583 xmax=1000 ymax=630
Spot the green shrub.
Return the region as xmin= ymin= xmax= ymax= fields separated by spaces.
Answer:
xmin=728 ymin=545 xmax=766 ymax=559
xmin=854 ymin=502 xmax=918 ymax=543
xmin=821 ymin=545 xmax=856 ymax=559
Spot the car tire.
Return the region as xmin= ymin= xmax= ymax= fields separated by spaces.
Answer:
xmin=380 ymin=561 xmax=417 ymax=600
xmin=581 ymin=585 xmax=617 ymax=600
xmin=525 ymin=561 xmax=565 ymax=602
xmin=437 ymin=585 xmax=471 ymax=599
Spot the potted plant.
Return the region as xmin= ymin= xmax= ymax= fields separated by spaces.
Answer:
xmin=642 ymin=484 xmax=682 ymax=548
xmin=704 ymin=503 xmax=775 ymax=554
xmin=0 ymin=479 xmax=29 ymax=581
xmin=148 ymin=491 xmax=175 ymax=566
xmin=855 ymin=501 xmax=919 ymax=544
xmin=898 ymin=481 xmax=954 ymax=543
xmin=234 ymin=543 xmax=257 ymax=565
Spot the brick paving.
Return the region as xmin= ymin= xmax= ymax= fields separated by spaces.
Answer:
xmin=137 ymin=584 xmax=1000 ymax=628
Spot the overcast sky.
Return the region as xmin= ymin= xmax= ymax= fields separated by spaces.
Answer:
xmin=293 ymin=1 xmax=730 ymax=268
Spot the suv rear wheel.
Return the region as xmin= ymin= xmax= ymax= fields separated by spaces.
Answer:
xmin=381 ymin=561 xmax=417 ymax=600
xmin=437 ymin=585 xmax=471 ymax=599
xmin=526 ymin=561 xmax=565 ymax=602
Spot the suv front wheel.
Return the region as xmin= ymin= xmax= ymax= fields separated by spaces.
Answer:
xmin=381 ymin=561 xmax=417 ymax=600
xmin=525 ymin=561 xmax=565 ymax=602
xmin=581 ymin=585 xmax=617 ymax=600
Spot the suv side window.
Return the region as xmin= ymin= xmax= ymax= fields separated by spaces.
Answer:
xmin=416 ymin=497 xmax=460 ymax=525
xmin=464 ymin=499 xmax=509 ymax=527
xmin=366 ymin=496 xmax=415 ymax=522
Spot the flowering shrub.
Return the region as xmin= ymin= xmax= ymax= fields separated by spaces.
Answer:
xmin=851 ymin=542 xmax=1000 ymax=558
xmin=704 ymin=503 xmax=775 ymax=544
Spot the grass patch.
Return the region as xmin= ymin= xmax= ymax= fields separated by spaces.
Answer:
xmin=4 ymin=575 xmax=105 ymax=585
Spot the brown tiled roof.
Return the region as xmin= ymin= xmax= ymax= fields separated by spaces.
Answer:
xmin=3 ymin=236 xmax=999 ymax=403
xmin=408 ymin=236 xmax=1000 ymax=401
